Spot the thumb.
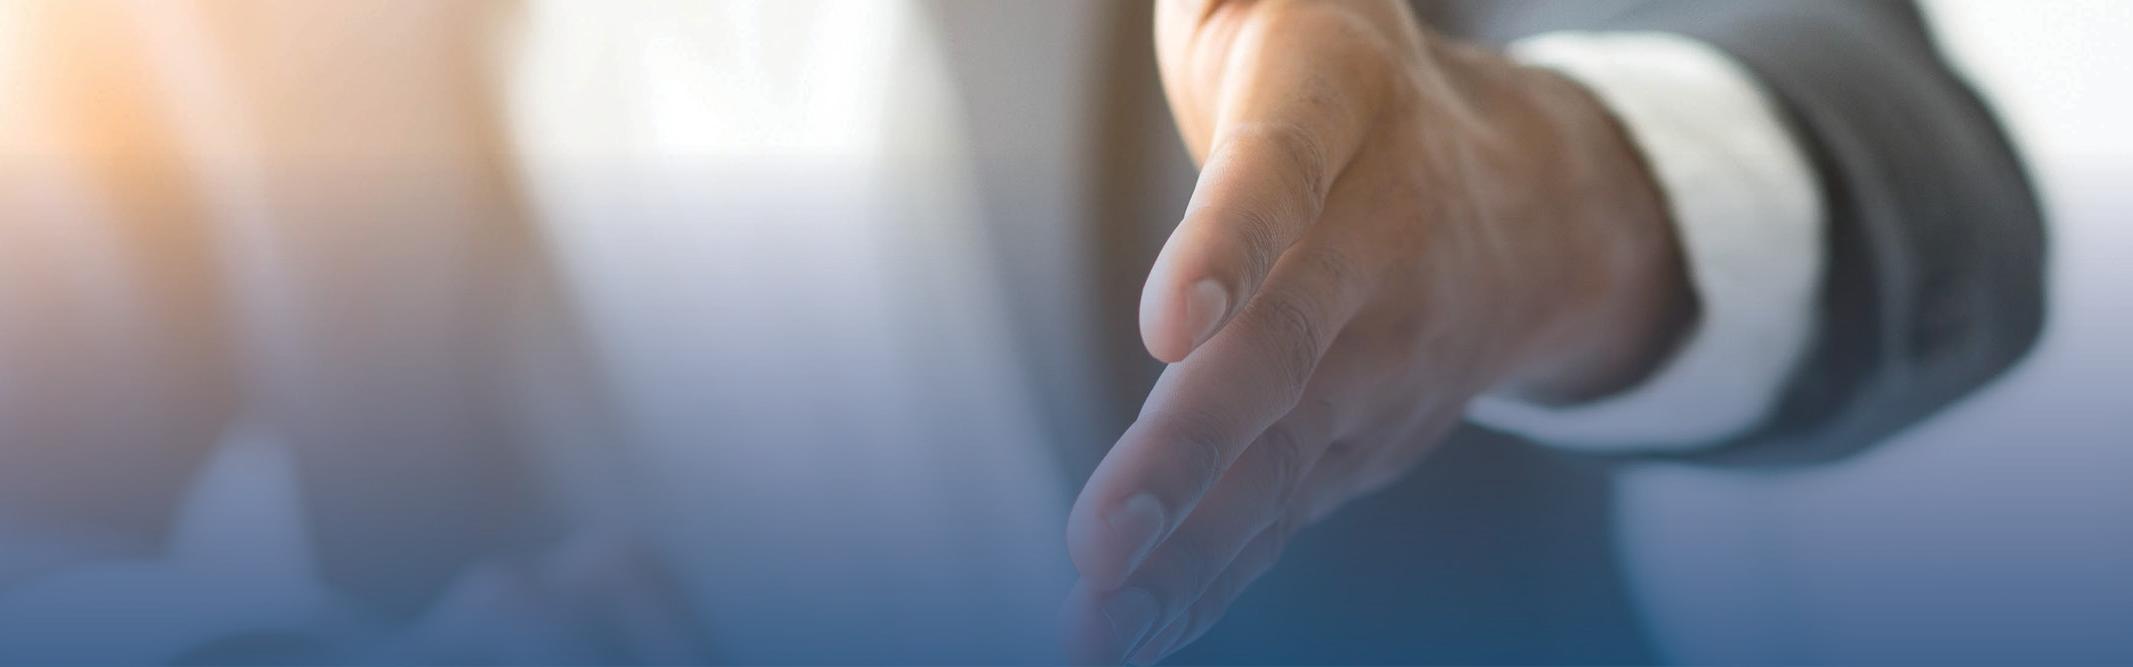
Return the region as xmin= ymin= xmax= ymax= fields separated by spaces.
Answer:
xmin=1142 ymin=3 xmax=1384 ymax=362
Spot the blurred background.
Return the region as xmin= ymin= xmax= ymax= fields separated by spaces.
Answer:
xmin=0 ymin=0 xmax=2127 ymax=663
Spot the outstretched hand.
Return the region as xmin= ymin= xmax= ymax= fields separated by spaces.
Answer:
xmin=1063 ymin=0 xmax=1693 ymax=662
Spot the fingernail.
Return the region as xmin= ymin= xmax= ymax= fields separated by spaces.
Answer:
xmin=1102 ymin=587 xmax=1163 ymax=661
xmin=1187 ymin=279 xmax=1230 ymax=348
xmin=1109 ymin=493 xmax=1167 ymax=576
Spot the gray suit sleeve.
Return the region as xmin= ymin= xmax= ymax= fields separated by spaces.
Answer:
xmin=1424 ymin=0 xmax=2049 ymax=464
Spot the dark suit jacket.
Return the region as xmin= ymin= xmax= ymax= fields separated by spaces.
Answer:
xmin=992 ymin=1 xmax=2044 ymax=662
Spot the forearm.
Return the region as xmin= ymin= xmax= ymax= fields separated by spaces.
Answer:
xmin=1430 ymin=0 xmax=2044 ymax=459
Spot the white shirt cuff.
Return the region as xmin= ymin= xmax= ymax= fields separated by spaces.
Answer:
xmin=1469 ymin=32 xmax=1826 ymax=453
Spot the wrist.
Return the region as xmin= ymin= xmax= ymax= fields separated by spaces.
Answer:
xmin=1489 ymin=60 xmax=1697 ymax=405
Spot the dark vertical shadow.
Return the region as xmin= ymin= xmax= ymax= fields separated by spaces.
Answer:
xmin=1081 ymin=2 xmax=1201 ymax=475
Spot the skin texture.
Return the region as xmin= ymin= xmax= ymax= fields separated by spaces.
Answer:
xmin=1061 ymin=0 xmax=1694 ymax=663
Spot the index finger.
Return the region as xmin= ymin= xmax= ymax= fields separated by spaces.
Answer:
xmin=1069 ymin=244 xmax=1366 ymax=591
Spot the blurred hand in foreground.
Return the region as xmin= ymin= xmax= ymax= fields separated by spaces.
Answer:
xmin=1064 ymin=0 xmax=1695 ymax=662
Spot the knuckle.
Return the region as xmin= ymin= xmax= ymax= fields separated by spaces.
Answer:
xmin=1240 ymin=295 xmax=1326 ymax=397
xmin=1223 ymin=201 xmax=1285 ymax=283
xmin=1155 ymin=529 xmax=1226 ymax=599
xmin=1257 ymin=123 xmax=1333 ymax=211
xmin=1269 ymin=125 xmax=1333 ymax=210
xmin=1223 ymin=122 xmax=1330 ymax=218
xmin=1149 ymin=409 xmax=1236 ymax=497
xmin=1279 ymin=241 xmax=1365 ymax=304
xmin=1254 ymin=424 xmax=1313 ymax=514
xmin=1295 ymin=243 xmax=1363 ymax=295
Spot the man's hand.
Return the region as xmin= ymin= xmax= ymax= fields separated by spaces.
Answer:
xmin=1063 ymin=0 xmax=1695 ymax=662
